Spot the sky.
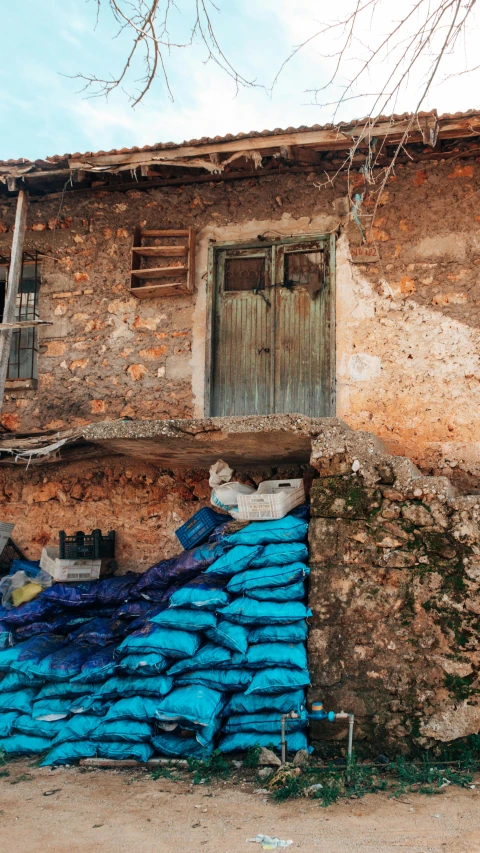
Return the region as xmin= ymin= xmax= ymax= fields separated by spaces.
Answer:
xmin=2 ymin=0 xmax=480 ymax=161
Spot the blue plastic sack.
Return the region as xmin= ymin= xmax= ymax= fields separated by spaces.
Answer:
xmin=225 ymin=690 xmax=307 ymax=716
xmin=203 ymin=545 xmax=262 ymax=578
xmin=176 ymin=669 xmax=253 ymax=693
xmin=104 ymin=696 xmax=163 ymax=723
xmin=0 ymin=622 xmax=12 ymax=650
xmin=245 ymin=668 xmax=310 ymax=695
xmin=155 ymin=686 xmax=226 ymax=728
xmin=50 ymin=715 xmax=100 ymax=746
xmin=0 ymin=634 xmax=56 ymax=673
xmin=204 ymin=621 xmax=249 ymax=655
xmin=67 ymin=618 xmax=129 ymax=646
xmin=167 ymin=643 xmax=232 ymax=677
xmin=1 ymin=670 xmax=44 ymax=691
xmin=0 ymin=689 xmax=35 ymax=715
xmin=90 ymin=719 xmax=152 ymax=743
xmin=94 ymin=674 xmax=173 ymax=700
xmin=150 ymin=608 xmax=217 ymax=632
xmin=245 ymin=643 xmax=307 ymax=671
xmin=14 ymin=715 xmax=65 ymax=739
xmin=69 ymin=696 xmax=108 ymax=716
xmin=0 ymin=711 xmax=18 ymax=737
xmin=0 ymin=734 xmax=52 ymax=755
xmin=250 ymin=543 xmax=309 ymax=568
xmin=168 ymin=574 xmax=230 ymax=611
xmin=227 ymin=562 xmax=309 ymax=594
xmin=8 ymin=634 xmax=66 ymax=675
xmin=114 ymin=600 xmax=161 ymax=620
xmin=22 ymin=641 xmax=93 ymax=682
xmin=151 ymin=732 xmax=213 ymax=759
xmin=0 ymin=597 xmax=58 ymax=627
xmin=73 ymin=643 xmax=118 ymax=683
xmin=41 ymin=582 xmax=98 ymax=608
xmin=116 ymin=652 xmax=168 ymax=676
xmin=246 ymin=581 xmax=306 ymax=602
xmin=248 ymin=623 xmax=308 ymax=645
xmin=14 ymin=619 xmax=68 ymax=641
xmin=223 ymin=709 xmax=309 ymax=734
xmin=9 ymin=558 xmax=41 ymax=577
xmin=96 ymin=742 xmax=153 ymax=762
xmin=36 ymin=681 xmax=92 ymax=700
xmin=130 ymin=541 xmax=225 ymax=600
xmin=95 ymin=575 xmax=137 ymax=606
xmin=219 ymin=599 xmax=312 ymax=626
xmin=225 ymin=516 xmax=308 ymax=546
xmin=40 ymin=740 xmax=97 ymax=766
xmin=219 ymin=731 xmax=311 ymax=754
xmin=117 ymin=624 xmax=201 ymax=659
xmin=32 ymin=697 xmax=73 ymax=721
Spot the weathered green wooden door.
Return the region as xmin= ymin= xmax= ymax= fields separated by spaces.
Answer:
xmin=210 ymin=235 xmax=334 ymax=417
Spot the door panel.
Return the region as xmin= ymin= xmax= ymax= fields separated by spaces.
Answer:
xmin=210 ymin=237 xmax=334 ymax=418
xmin=274 ymin=242 xmax=330 ymax=417
xmin=211 ymin=248 xmax=273 ymax=416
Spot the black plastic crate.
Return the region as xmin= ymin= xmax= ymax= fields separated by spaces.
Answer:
xmin=0 ymin=538 xmax=25 ymax=576
xmin=58 ymin=529 xmax=115 ymax=561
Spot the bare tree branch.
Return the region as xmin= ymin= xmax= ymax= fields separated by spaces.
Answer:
xmin=74 ymin=0 xmax=257 ymax=106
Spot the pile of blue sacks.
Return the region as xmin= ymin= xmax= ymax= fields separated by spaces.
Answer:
xmin=0 ymin=509 xmax=311 ymax=765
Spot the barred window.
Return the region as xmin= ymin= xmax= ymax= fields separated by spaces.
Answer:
xmin=0 ymin=255 xmax=41 ymax=381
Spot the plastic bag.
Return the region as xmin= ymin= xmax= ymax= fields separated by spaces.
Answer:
xmin=0 ymin=622 xmax=12 ymax=650
xmin=40 ymin=740 xmax=97 ymax=766
xmin=225 ymin=690 xmax=306 ymax=716
xmin=250 ymin=543 xmax=308 ymax=568
xmin=90 ymin=719 xmax=152 ymax=743
xmin=245 ymin=643 xmax=307 ymax=671
xmin=0 ymin=689 xmax=36 ymax=715
xmin=116 ymin=652 xmax=168 ymax=676
xmin=94 ymin=673 xmax=173 ymax=700
xmin=130 ymin=541 xmax=225 ymax=601
xmin=104 ymin=696 xmax=162 ymax=723
xmin=117 ymin=624 xmax=201 ymax=659
xmin=1 ymin=671 xmax=44 ymax=692
xmin=155 ymin=685 xmax=226 ymax=729
xmin=151 ymin=732 xmax=213 ymax=760
xmin=95 ymin=575 xmax=137 ymax=606
xmin=0 ymin=734 xmax=53 ymax=755
xmin=72 ymin=643 xmax=118 ymax=683
xmin=204 ymin=545 xmax=263 ymax=578
xmin=168 ymin=573 xmax=230 ymax=611
xmin=41 ymin=581 xmax=98 ymax=608
xmin=1 ymin=634 xmax=64 ymax=673
xmin=14 ymin=715 xmax=65 ymax=739
xmin=225 ymin=516 xmax=308 ymax=547
xmin=67 ymin=617 xmax=129 ymax=646
xmin=219 ymin=598 xmax=312 ymax=626
xmin=245 ymin=668 xmax=310 ymax=695
xmin=223 ymin=709 xmax=309 ymax=735
xmin=150 ymin=608 xmax=217 ymax=632
xmin=50 ymin=715 xmax=100 ymax=746
xmin=96 ymin=742 xmax=153 ymax=762
xmin=167 ymin=643 xmax=232 ymax=677
xmin=0 ymin=596 xmax=58 ymax=627
xmin=246 ymin=581 xmax=306 ymax=603
xmin=32 ymin=697 xmax=73 ymax=721
xmin=218 ymin=731 xmax=311 ymax=754
xmin=35 ymin=681 xmax=92 ymax=700
xmin=176 ymin=668 xmax=253 ymax=693
xmin=204 ymin=621 xmax=249 ymax=655
xmin=248 ymin=623 xmax=308 ymax=645
xmin=23 ymin=641 xmax=93 ymax=682
xmin=0 ymin=711 xmax=18 ymax=737
xmin=209 ymin=459 xmax=234 ymax=487
xmin=0 ymin=568 xmax=52 ymax=609
xmin=14 ymin=618 xmax=69 ymax=641
xmin=227 ymin=562 xmax=309 ymax=594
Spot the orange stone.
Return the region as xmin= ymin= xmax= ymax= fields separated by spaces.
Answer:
xmin=126 ymin=364 xmax=148 ymax=381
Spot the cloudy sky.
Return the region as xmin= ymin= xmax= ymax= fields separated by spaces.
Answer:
xmin=2 ymin=0 xmax=480 ymax=160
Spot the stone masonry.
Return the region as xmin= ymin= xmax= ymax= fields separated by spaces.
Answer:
xmin=308 ymin=422 xmax=480 ymax=752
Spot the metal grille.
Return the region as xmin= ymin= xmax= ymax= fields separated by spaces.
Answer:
xmin=284 ymin=250 xmax=324 ymax=296
xmin=224 ymin=256 xmax=265 ymax=291
xmin=0 ymin=253 xmax=41 ymax=380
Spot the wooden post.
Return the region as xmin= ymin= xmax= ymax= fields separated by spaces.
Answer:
xmin=0 ymin=190 xmax=29 ymax=416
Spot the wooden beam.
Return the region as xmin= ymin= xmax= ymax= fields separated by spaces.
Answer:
xmin=0 ymin=320 xmax=52 ymax=330
xmin=0 ymin=190 xmax=29 ymax=415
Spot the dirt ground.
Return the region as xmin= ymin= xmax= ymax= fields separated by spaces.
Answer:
xmin=1 ymin=759 xmax=479 ymax=853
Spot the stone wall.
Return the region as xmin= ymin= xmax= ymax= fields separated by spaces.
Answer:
xmin=307 ymin=422 xmax=480 ymax=753
xmin=0 ymin=159 xmax=479 ymax=483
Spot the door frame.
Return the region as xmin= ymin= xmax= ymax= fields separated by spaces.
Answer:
xmin=204 ymin=232 xmax=336 ymax=418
